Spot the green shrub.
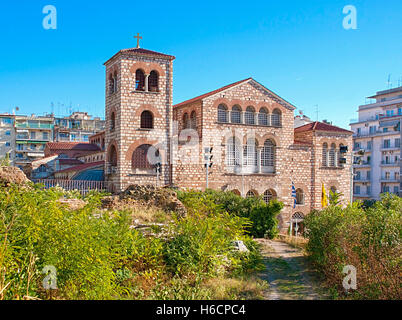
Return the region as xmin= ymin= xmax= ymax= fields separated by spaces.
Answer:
xmin=0 ymin=185 xmax=265 ymax=300
xmin=304 ymin=194 xmax=402 ymax=300
xmin=176 ymin=189 xmax=282 ymax=238
xmin=165 ymin=212 xmax=263 ymax=277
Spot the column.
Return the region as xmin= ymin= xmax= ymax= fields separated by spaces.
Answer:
xmin=145 ymin=74 xmax=150 ymax=92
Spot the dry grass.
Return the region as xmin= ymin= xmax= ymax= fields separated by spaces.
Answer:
xmin=202 ymin=277 xmax=268 ymax=300
xmin=276 ymin=234 xmax=308 ymax=250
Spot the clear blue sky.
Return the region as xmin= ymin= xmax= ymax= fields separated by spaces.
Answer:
xmin=0 ymin=0 xmax=401 ymax=128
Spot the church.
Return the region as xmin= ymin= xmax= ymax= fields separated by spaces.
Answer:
xmin=103 ymin=39 xmax=353 ymax=233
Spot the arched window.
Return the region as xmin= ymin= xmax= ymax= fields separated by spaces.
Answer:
xmin=261 ymin=139 xmax=275 ymax=173
xmin=296 ymin=188 xmax=304 ymax=205
xmin=218 ymin=104 xmax=228 ymax=123
xmin=231 ymin=105 xmax=242 ymax=124
xmin=226 ymin=136 xmax=241 ymax=168
xmin=338 ymin=144 xmax=344 ymax=167
xmin=246 ymin=190 xmax=257 ymax=198
xmin=140 ymin=111 xmax=153 ymax=129
xmin=113 ymin=71 xmax=118 ymax=93
xmin=272 ymin=108 xmax=282 ymax=127
xmin=110 ymin=112 xmax=116 ymax=131
xmin=231 ymin=189 xmax=241 ymax=196
xmin=182 ymin=113 xmax=189 ymax=129
xmin=243 ymin=138 xmax=258 ymax=173
xmin=329 ymin=143 xmax=336 ymax=167
xmin=322 ymin=143 xmax=328 ymax=167
xmin=132 ymin=144 xmax=160 ymax=171
xmin=258 ymin=107 xmax=269 ymax=126
xmin=135 ymin=69 xmax=145 ymax=91
xmin=148 ymin=70 xmax=159 ymax=92
xmin=245 ymin=106 xmax=255 ymax=125
xmin=109 ymin=73 xmax=115 ymax=94
xmin=263 ymin=189 xmax=277 ymax=204
xmin=190 ymin=111 xmax=197 ymax=129
xmin=109 ymin=145 xmax=117 ymax=167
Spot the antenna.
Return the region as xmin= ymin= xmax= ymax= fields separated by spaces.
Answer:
xmin=387 ymin=74 xmax=391 ymax=89
xmin=314 ymin=104 xmax=319 ymax=121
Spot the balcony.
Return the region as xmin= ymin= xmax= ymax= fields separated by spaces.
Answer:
xmin=381 ymin=145 xmax=401 ymax=151
xmin=380 ymin=177 xmax=400 ymax=183
xmin=354 ymin=193 xmax=372 ymax=198
xmin=354 ymin=161 xmax=371 ymax=168
xmin=354 ymin=177 xmax=371 ymax=182
xmin=381 ymin=161 xmax=400 ymax=167
xmin=15 ymin=123 xmax=54 ymax=129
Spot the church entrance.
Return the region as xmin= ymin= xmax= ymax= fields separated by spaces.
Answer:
xmin=290 ymin=212 xmax=305 ymax=237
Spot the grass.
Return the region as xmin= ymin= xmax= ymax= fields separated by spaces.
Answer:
xmin=202 ymin=277 xmax=268 ymax=300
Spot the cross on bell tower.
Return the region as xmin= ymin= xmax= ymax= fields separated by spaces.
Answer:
xmin=134 ymin=33 xmax=142 ymax=48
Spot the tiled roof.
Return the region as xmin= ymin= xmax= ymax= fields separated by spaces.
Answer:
xmin=174 ymin=78 xmax=252 ymax=108
xmin=56 ymin=161 xmax=104 ymax=174
xmin=294 ymin=121 xmax=353 ymax=134
xmin=293 ymin=140 xmax=312 ymax=146
xmin=58 ymin=159 xmax=84 ymax=166
xmin=104 ymin=47 xmax=175 ymax=64
xmin=46 ymin=142 xmax=101 ymax=151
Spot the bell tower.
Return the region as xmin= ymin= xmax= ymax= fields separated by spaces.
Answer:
xmin=104 ymin=38 xmax=175 ymax=192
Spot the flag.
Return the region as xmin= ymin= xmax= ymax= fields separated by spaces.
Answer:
xmin=291 ymin=181 xmax=297 ymax=209
xmin=322 ymin=183 xmax=328 ymax=208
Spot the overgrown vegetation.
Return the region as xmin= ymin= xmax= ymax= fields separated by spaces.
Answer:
xmin=0 ymin=184 xmax=267 ymax=300
xmin=176 ymin=189 xmax=283 ymax=238
xmin=304 ymin=194 xmax=401 ymax=300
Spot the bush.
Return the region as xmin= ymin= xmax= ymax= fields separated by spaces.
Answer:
xmin=0 ymin=184 xmax=265 ymax=300
xmin=304 ymin=194 xmax=402 ymax=300
xmin=176 ymin=189 xmax=282 ymax=238
xmin=165 ymin=212 xmax=263 ymax=278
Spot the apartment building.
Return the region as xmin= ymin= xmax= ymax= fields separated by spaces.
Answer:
xmin=0 ymin=114 xmax=15 ymax=165
xmin=351 ymin=86 xmax=402 ymax=200
xmin=54 ymin=112 xmax=105 ymax=142
xmin=14 ymin=115 xmax=54 ymax=169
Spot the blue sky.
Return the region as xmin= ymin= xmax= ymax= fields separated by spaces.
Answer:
xmin=0 ymin=0 xmax=401 ymax=128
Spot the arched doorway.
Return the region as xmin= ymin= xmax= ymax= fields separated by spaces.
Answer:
xmin=290 ymin=212 xmax=305 ymax=237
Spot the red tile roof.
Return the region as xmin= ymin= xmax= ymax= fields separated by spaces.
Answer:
xmin=46 ymin=142 xmax=101 ymax=151
xmin=58 ymin=159 xmax=84 ymax=166
xmin=293 ymin=140 xmax=312 ymax=146
xmin=56 ymin=161 xmax=104 ymax=174
xmin=104 ymin=47 xmax=175 ymax=65
xmin=294 ymin=121 xmax=353 ymax=134
xmin=174 ymin=78 xmax=252 ymax=108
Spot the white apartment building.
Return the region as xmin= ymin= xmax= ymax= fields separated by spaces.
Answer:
xmin=350 ymin=86 xmax=402 ymax=200
xmin=0 ymin=114 xmax=15 ymax=165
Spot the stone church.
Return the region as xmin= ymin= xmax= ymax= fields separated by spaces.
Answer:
xmin=103 ymin=43 xmax=353 ymax=233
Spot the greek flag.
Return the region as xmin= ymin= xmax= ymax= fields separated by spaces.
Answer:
xmin=291 ymin=182 xmax=297 ymax=209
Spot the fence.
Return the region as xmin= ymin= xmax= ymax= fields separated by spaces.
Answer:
xmin=32 ymin=179 xmax=110 ymax=195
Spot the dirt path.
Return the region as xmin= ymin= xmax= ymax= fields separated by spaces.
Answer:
xmin=256 ymin=239 xmax=329 ymax=300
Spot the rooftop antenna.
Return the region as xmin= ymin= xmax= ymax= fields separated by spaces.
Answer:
xmin=387 ymin=74 xmax=392 ymax=89
xmin=314 ymin=104 xmax=319 ymax=121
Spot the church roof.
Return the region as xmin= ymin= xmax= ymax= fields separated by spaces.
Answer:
xmin=46 ymin=142 xmax=101 ymax=151
xmin=104 ymin=47 xmax=175 ymax=65
xmin=174 ymin=78 xmax=252 ymax=108
xmin=174 ymin=78 xmax=296 ymax=110
xmin=294 ymin=121 xmax=353 ymax=134
xmin=56 ymin=161 xmax=104 ymax=174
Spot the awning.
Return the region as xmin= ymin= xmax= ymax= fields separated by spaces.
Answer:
xmin=16 ymin=141 xmax=28 ymax=144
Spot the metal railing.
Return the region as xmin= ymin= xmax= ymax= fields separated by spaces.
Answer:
xmin=32 ymin=179 xmax=110 ymax=195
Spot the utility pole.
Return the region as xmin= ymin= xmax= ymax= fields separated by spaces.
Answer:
xmin=204 ymin=147 xmax=213 ymax=189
